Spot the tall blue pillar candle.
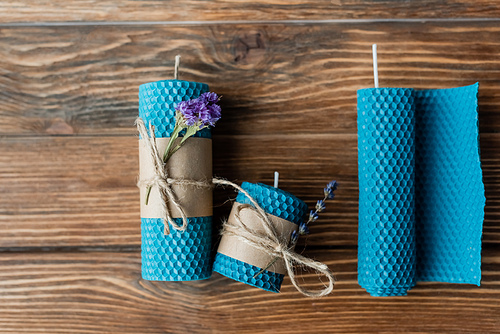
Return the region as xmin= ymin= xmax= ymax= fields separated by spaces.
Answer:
xmin=357 ymin=87 xmax=417 ymax=296
xmin=138 ymin=79 xmax=213 ymax=281
xmin=213 ymin=182 xmax=308 ymax=292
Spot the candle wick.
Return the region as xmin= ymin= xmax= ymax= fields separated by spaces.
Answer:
xmin=174 ymin=55 xmax=181 ymax=80
xmin=372 ymin=44 xmax=379 ymax=88
xmin=274 ymin=171 xmax=279 ymax=188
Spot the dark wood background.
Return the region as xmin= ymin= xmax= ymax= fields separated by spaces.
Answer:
xmin=1 ymin=1 xmax=499 ymax=333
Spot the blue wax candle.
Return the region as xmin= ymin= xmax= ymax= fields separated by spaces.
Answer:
xmin=139 ymin=79 xmax=212 ymax=282
xmin=213 ymin=182 xmax=308 ymax=292
xmin=357 ymin=87 xmax=417 ymax=296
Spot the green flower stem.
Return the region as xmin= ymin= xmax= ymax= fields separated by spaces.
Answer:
xmin=166 ymin=125 xmax=200 ymax=159
xmin=253 ymin=257 xmax=279 ymax=278
xmin=144 ymin=122 xmax=183 ymax=205
xmin=143 ymin=123 xmax=209 ymax=205
xmin=145 ymin=186 xmax=153 ymax=205
xmin=162 ymin=123 xmax=183 ymax=161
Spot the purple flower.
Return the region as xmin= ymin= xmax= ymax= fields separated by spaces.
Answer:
xmin=177 ymin=99 xmax=208 ymax=127
xmin=290 ymin=230 xmax=299 ymax=244
xmin=324 ymin=187 xmax=335 ymax=199
xmin=176 ymin=92 xmax=221 ymax=128
xmin=176 ymin=100 xmax=192 ymax=117
xmin=324 ymin=180 xmax=337 ymax=199
xmin=316 ymin=200 xmax=326 ymax=212
xmin=326 ymin=180 xmax=338 ymax=191
xmin=299 ymin=222 xmax=310 ymax=235
xmin=200 ymin=92 xmax=219 ymax=103
xmin=309 ymin=210 xmax=319 ymax=222
xmin=207 ymin=103 xmax=221 ymax=125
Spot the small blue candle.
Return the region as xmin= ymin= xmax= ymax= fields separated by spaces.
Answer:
xmin=213 ymin=182 xmax=308 ymax=292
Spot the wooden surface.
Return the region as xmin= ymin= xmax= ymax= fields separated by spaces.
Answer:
xmin=1 ymin=1 xmax=499 ymax=333
xmin=2 ymin=0 xmax=500 ymax=22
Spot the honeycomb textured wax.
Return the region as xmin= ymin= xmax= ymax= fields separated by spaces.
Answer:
xmin=139 ymin=80 xmax=211 ymax=139
xmin=357 ymin=88 xmax=417 ymax=297
xmin=357 ymin=83 xmax=485 ymax=297
xmin=213 ymin=253 xmax=284 ymax=293
xmin=139 ymin=79 xmax=212 ymax=282
xmin=414 ymin=84 xmax=484 ymax=284
xmin=235 ymin=182 xmax=308 ymax=225
xmin=141 ymin=217 xmax=212 ymax=281
xmin=213 ymin=182 xmax=308 ymax=292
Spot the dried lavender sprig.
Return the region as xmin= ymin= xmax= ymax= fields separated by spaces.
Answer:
xmin=253 ymin=180 xmax=338 ymax=278
xmin=297 ymin=180 xmax=338 ymax=238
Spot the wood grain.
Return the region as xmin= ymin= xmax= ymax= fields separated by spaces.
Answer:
xmin=1 ymin=22 xmax=500 ymax=137
xmin=0 ymin=133 xmax=497 ymax=248
xmin=0 ymin=249 xmax=498 ymax=333
xmin=1 ymin=1 xmax=500 ymax=23
xmin=1 ymin=5 xmax=499 ymax=333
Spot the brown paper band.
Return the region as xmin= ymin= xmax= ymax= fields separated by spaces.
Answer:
xmin=217 ymin=202 xmax=298 ymax=275
xmin=139 ymin=137 xmax=213 ymax=218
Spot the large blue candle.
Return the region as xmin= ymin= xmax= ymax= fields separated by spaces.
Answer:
xmin=357 ymin=87 xmax=417 ymax=296
xmin=138 ymin=79 xmax=212 ymax=281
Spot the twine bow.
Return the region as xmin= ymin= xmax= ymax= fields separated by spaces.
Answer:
xmin=136 ymin=118 xmax=212 ymax=235
xmin=213 ymin=179 xmax=335 ymax=298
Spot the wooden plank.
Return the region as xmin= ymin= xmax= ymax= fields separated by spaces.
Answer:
xmin=0 ymin=134 xmax=497 ymax=248
xmin=0 ymin=248 xmax=498 ymax=333
xmin=1 ymin=22 xmax=500 ymax=136
xmin=1 ymin=1 xmax=500 ymax=23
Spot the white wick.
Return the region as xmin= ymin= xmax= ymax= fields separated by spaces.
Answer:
xmin=372 ymin=44 xmax=379 ymax=88
xmin=274 ymin=171 xmax=279 ymax=188
xmin=174 ymin=55 xmax=181 ymax=80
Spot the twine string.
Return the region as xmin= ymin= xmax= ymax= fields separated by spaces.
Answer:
xmin=136 ymin=117 xmax=335 ymax=297
xmin=136 ymin=118 xmax=212 ymax=234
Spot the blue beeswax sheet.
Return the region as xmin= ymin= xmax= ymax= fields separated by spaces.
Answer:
xmin=139 ymin=79 xmax=213 ymax=282
xmin=414 ymin=84 xmax=484 ymax=284
xmin=213 ymin=182 xmax=308 ymax=293
xmin=357 ymin=83 xmax=485 ymax=297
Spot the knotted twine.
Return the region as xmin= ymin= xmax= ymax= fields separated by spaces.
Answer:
xmin=136 ymin=118 xmax=213 ymax=234
xmin=136 ymin=117 xmax=335 ymax=297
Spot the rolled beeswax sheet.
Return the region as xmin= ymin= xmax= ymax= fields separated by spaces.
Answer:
xmin=357 ymin=83 xmax=485 ymax=297
xmin=139 ymin=79 xmax=212 ymax=282
xmin=213 ymin=182 xmax=308 ymax=293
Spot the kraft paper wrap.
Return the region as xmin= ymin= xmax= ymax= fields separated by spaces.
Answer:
xmin=217 ymin=202 xmax=298 ymax=275
xmin=139 ymin=137 xmax=213 ymax=218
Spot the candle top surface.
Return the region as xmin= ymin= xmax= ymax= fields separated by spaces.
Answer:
xmin=139 ymin=79 xmax=209 ymax=91
xmin=236 ymin=182 xmax=308 ymax=225
xmin=357 ymin=82 xmax=478 ymax=94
